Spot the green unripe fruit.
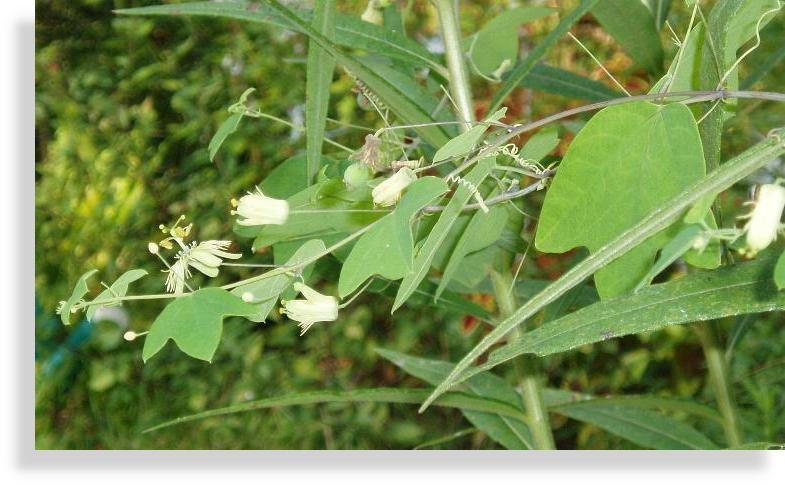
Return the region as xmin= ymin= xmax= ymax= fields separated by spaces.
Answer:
xmin=343 ymin=163 xmax=373 ymax=190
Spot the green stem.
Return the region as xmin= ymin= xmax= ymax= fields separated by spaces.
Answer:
xmin=433 ymin=0 xmax=475 ymax=131
xmin=490 ymin=270 xmax=556 ymax=450
xmin=696 ymin=321 xmax=743 ymax=447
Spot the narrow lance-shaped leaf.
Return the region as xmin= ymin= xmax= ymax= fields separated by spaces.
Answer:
xmin=433 ymin=108 xmax=505 ymax=163
xmin=86 ymin=269 xmax=148 ymax=321
xmin=377 ymin=348 xmax=534 ymax=449
xmin=435 ymin=200 xmax=508 ymax=300
xmin=58 ymin=269 xmax=98 ymax=325
xmin=392 ymin=156 xmax=497 ymax=311
xmin=634 ymin=224 xmax=703 ymax=292
xmin=143 ymin=387 xmax=526 ymax=434
xmin=483 ymin=255 xmax=785 ymax=367
xmin=208 ymin=113 xmax=242 ymax=162
xmin=253 ymin=0 xmax=454 ymax=148
xmin=305 ymin=0 xmax=335 ymax=185
xmin=419 ymin=130 xmax=785 ymax=412
xmin=591 ymin=0 xmax=664 ymax=74
xmin=116 ymin=1 xmax=446 ymax=74
xmin=554 ymin=402 xmax=718 ymax=449
xmin=523 ymin=64 xmax=623 ymax=102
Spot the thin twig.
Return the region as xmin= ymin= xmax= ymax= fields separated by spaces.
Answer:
xmin=445 ymin=90 xmax=785 ymax=180
xmin=422 ymin=169 xmax=555 ymax=213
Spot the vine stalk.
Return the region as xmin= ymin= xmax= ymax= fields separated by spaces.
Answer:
xmin=491 ymin=270 xmax=556 ymax=450
xmin=434 ymin=0 xmax=555 ymax=449
xmin=433 ymin=0 xmax=475 ymax=131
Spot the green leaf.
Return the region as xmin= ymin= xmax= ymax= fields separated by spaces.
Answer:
xmin=489 ymin=0 xmax=600 ymax=112
xmin=523 ymin=64 xmax=623 ymax=101
xmin=520 ymin=126 xmax=560 ymax=163
xmin=368 ymin=278 xmax=494 ymax=321
xmin=480 ymin=255 xmax=785 ymax=365
xmin=724 ymin=0 xmax=782 ymax=90
xmin=554 ymin=401 xmax=718 ymax=449
xmin=553 ymin=395 xmax=722 ymax=424
xmin=116 ymin=2 xmax=446 ymax=74
xmin=774 ymin=249 xmax=785 ymax=290
xmin=208 ymin=113 xmax=243 ymax=162
xmin=419 ymin=132 xmax=785 ymax=412
xmin=697 ymin=0 xmax=746 ymax=171
xmin=142 ymin=288 xmax=258 ymax=363
xmin=592 ymin=0 xmax=664 ymax=73
xmin=435 ymin=203 xmax=508 ymax=299
xmin=469 ymin=7 xmax=555 ymax=78
xmin=634 ymin=224 xmax=703 ymax=291
xmin=392 ymin=156 xmax=497 ymax=311
xmin=433 ymin=108 xmax=506 ymax=163
xmin=58 ymin=269 xmax=98 ymax=325
xmin=142 ymin=387 xmax=526 ymax=434
xmin=535 ymin=101 xmax=706 ymax=299
xmin=650 ymin=25 xmax=704 ymax=94
xmin=741 ymin=43 xmax=785 ymax=89
xmin=642 ymin=0 xmax=673 ymax=30
xmin=86 ymin=269 xmax=149 ymax=321
xmin=119 ymin=1 xmax=453 ymax=148
xmin=305 ymin=0 xmax=335 ymax=185
xmin=377 ymin=349 xmax=533 ymax=449
xmin=259 ymin=0 xmax=455 ymax=148
xmin=731 ymin=442 xmax=785 ymax=450
xmin=339 ymin=177 xmax=448 ymax=297
xmin=231 ymin=239 xmax=327 ymax=322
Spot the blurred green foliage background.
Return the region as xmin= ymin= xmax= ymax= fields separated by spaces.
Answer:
xmin=35 ymin=0 xmax=785 ymax=449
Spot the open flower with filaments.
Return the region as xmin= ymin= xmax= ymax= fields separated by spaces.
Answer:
xmin=231 ymin=188 xmax=289 ymax=226
xmin=372 ymin=167 xmax=417 ymax=207
xmin=165 ymin=240 xmax=241 ymax=294
xmin=741 ymin=183 xmax=785 ymax=255
xmin=280 ymin=282 xmax=339 ymax=335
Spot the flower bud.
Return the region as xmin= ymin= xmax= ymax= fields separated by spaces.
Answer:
xmin=372 ymin=167 xmax=417 ymax=207
xmin=232 ymin=188 xmax=289 ymax=226
xmin=361 ymin=1 xmax=384 ymax=25
xmin=744 ymin=183 xmax=785 ymax=255
xmin=280 ymin=282 xmax=339 ymax=336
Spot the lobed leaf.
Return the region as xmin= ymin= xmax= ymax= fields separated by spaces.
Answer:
xmin=339 ymin=177 xmax=448 ymax=298
xmin=419 ymin=132 xmax=785 ymax=412
xmin=536 ymin=101 xmax=707 ymax=299
xmin=142 ymin=288 xmax=258 ymax=362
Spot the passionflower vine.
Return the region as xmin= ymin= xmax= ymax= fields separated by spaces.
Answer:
xmin=372 ymin=167 xmax=417 ymax=207
xmin=165 ymin=240 xmax=241 ymax=294
xmin=280 ymin=282 xmax=339 ymax=336
xmin=231 ymin=187 xmax=289 ymax=226
xmin=741 ymin=182 xmax=785 ymax=256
